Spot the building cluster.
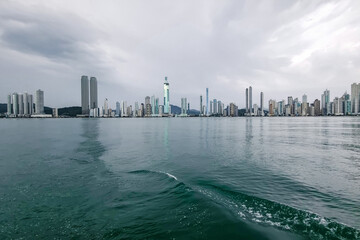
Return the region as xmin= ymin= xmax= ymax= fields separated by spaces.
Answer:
xmin=5 ymin=89 xmax=52 ymax=118
xmin=81 ymin=76 xmax=171 ymax=118
xmin=80 ymin=76 xmax=360 ymax=118
xmin=268 ymin=89 xmax=353 ymax=116
xmin=5 ymin=77 xmax=360 ymax=118
xmin=81 ymin=76 xmax=99 ymax=117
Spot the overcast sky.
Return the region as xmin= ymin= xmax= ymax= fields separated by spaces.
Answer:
xmin=1 ymin=0 xmax=359 ymax=109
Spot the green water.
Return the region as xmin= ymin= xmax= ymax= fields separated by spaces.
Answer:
xmin=0 ymin=118 xmax=359 ymax=239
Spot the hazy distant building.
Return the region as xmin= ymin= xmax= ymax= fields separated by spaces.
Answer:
xmin=18 ymin=94 xmax=24 ymax=115
xmin=7 ymin=94 xmax=11 ymax=115
xmin=200 ymin=95 xmax=203 ymax=115
xmin=90 ymin=77 xmax=98 ymax=109
xmin=260 ymin=92 xmax=264 ymax=116
xmin=253 ymin=104 xmax=258 ymax=116
xmin=163 ymin=77 xmax=170 ymax=114
xmin=145 ymin=96 xmax=151 ymax=117
xmin=121 ymin=101 xmax=127 ymax=117
xmin=28 ymin=94 xmax=33 ymax=115
xmin=314 ymin=99 xmax=321 ymax=116
xmin=151 ymin=95 xmax=155 ymax=115
xmin=334 ymin=97 xmax=343 ymax=115
xmin=206 ymin=88 xmax=209 ymax=116
xmin=35 ymin=89 xmax=44 ymax=114
xmin=321 ymin=89 xmax=330 ymax=115
xmin=52 ymin=108 xmax=58 ymax=118
xmin=213 ymin=99 xmax=217 ymax=114
xmin=302 ymin=94 xmax=307 ymax=104
xmin=245 ymin=88 xmax=249 ymax=115
xmin=351 ymin=83 xmax=360 ymax=114
xmin=181 ymin=98 xmax=187 ymax=116
xmin=135 ymin=102 xmax=139 ymax=117
xmin=343 ymin=92 xmax=351 ymax=115
xmin=23 ymin=93 xmax=29 ymax=115
xmin=229 ymin=103 xmax=238 ymax=117
xmin=116 ymin=101 xmax=120 ymax=117
xmin=301 ymin=95 xmax=308 ymax=116
xmin=269 ymin=99 xmax=276 ymax=116
xmin=81 ymin=76 xmax=90 ymax=114
xmin=249 ymin=86 xmax=252 ymax=116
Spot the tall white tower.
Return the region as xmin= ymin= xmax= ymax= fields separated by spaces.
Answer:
xmin=163 ymin=76 xmax=170 ymax=114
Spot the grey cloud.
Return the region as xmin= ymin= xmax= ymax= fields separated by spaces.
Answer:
xmin=0 ymin=0 xmax=359 ymax=109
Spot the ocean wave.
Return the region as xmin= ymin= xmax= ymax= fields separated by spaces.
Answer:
xmin=196 ymin=183 xmax=360 ymax=240
xmin=128 ymin=170 xmax=178 ymax=181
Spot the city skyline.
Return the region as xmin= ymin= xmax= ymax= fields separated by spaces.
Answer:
xmin=1 ymin=1 xmax=360 ymax=108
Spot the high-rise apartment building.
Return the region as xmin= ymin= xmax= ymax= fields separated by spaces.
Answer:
xmin=200 ymin=95 xmax=203 ymax=115
xmin=351 ymin=83 xmax=360 ymax=114
xmin=7 ymin=94 xmax=11 ymax=115
xmin=249 ymin=86 xmax=252 ymax=116
xmin=23 ymin=93 xmax=29 ymax=115
xmin=321 ymin=89 xmax=330 ymax=115
xmin=35 ymin=89 xmax=44 ymax=114
xmin=28 ymin=94 xmax=33 ymax=115
xmin=245 ymin=88 xmax=249 ymax=115
xmin=314 ymin=99 xmax=321 ymax=116
xmin=121 ymin=101 xmax=127 ymax=117
xmin=116 ymin=101 xmax=120 ymax=116
xmin=81 ymin=76 xmax=90 ymax=114
xmin=90 ymin=77 xmax=98 ymax=109
xmin=206 ymin=88 xmax=209 ymax=116
xmin=213 ymin=99 xmax=217 ymax=114
xmin=181 ymin=98 xmax=187 ymax=115
xmin=155 ymin=98 xmax=159 ymax=115
xmin=260 ymin=92 xmax=264 ymax=116
xmin=103 ymin=98 xmax=109 ymax=116
xmin=18 ymin=94 xmax=24 ymax=115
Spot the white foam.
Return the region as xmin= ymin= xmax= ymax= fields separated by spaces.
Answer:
xmin=160 ymin=171 xmax=178 ymax=180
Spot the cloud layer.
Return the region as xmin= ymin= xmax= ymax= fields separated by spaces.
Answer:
xmin=1 ymin=0 xmax=359 ymax=108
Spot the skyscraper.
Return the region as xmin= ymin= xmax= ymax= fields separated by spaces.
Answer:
xmin=200 ymin=95 xmax=203 ymax=115
xmin=246 ymin=88 xmax=249 ymax=115
xmin=81 ymin=76 xmax=90 ymax=114
xmin=7 ymin=94 xmax=11 ymax=115
xmin=151 ymin=95 xmax=155 ymax=115
xmin=145 ymin=96 xmax=151 ymax=117
xmin=163 ymin=77 xmax=170 ymax=114
xmin=351 ymin=83 xmax=360 ymax=114
xmin=135 ymin=102 xmax=139 ymax=117
xmin=90 ymin=77 xmax=98 ymax=109
xmin=121 ymin=101 xmax=127 ymax=117
xmin=321 ymin=89 xmax=330 ymax=115
xmin=23 ymin=93 xmax=29 ymax=115
xmin=314 ymin=99 xmax=321 ymax=116
xmin=206 ymin=88 xmax=209 ymax=116
xmin=18 ymin=94 xmax=24 ymax=115
xmin=249 ymin=86 xmax=252 ymax=116
xmin=213 ymin=99 xmax=217 ymax=114
xmin=116 ymin=101 xmax=120 ymax=117
xmin=260 ymin=92 xmax=264 ymax=116
xmin=302 ymin=94 xmax=307 ymax=103
xmin=35 ymin=89 xmax=44 ymax=114
xmin=155 ymin=98 xmax=159 ymax=114
xmin=181 ymin=98 xmax=187 ymax=116
xmin=28 ymin=94 xmax=33 ymax=115
xmin=12 ymin=93 xmax=18 ymax=115
xmin=103 ymin=98 xmax=109 ymax=116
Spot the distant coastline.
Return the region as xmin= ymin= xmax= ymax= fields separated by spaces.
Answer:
xmin=1 ymin=103 xmax=359 ymax=118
